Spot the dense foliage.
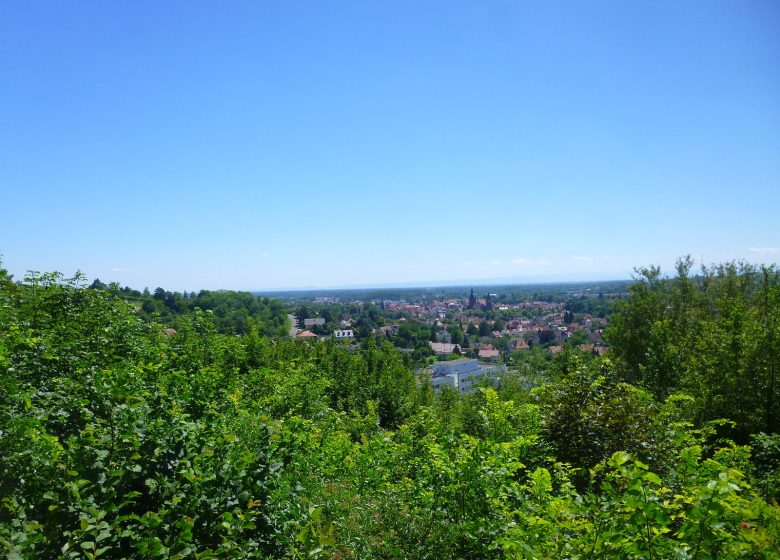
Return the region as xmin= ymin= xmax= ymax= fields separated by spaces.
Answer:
xmin=607 ymin=258 xmax=780 ymax=441
xmin=90 ymin=280 xmax=289 ymax=337
xmin=1 ymin=262 xmax=779 ymax=558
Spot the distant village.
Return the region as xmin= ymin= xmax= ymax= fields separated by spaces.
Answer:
xmin=288 ymin=287 xmax=613 ymax=393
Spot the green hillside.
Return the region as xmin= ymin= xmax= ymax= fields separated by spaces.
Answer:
xmin=1 ymin=261 xmax=779 ymax=559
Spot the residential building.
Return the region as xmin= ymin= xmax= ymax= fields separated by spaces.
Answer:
xmin=513 ymin=339 xmax=530 ymax=350
xmin=430 ymin=358 xmax=504 ymax=394
xmin=478 ymin=344 xmax=500 ymax=360
xmin=429 ymin=341 xmax=461 ymax=355
xmin=334 ymin=329 xmax=354 ymax=339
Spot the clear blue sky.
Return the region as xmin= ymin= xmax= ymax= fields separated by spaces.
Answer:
xmin=2 ymin=1 xmax=778 ymax=290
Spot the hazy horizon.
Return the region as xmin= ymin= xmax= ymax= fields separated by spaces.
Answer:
xmin=252 ymin=272 xmax=633 ymax=294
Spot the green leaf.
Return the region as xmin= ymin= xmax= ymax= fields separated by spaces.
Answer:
xmin=609 ymin=451 xmax=631 ymax=467
xmin=644 ymin=472 xmax=662 ymax=485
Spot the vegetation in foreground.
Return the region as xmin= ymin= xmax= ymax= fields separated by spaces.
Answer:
xmin=1 ymin=260 xmax=779 ymax=559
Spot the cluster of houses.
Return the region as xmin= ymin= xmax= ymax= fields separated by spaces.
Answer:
xmin=289 ymin=293 xmax=609 ymax=359
xmin=427 ymin=312 xmax=607 ymax=357
xmin=288 ymin=291 xmax=613 ymax=395
xmin=288 ymin=315 xmax=356 ymax=340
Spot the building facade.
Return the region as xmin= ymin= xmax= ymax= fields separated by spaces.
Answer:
xmin=430 ymin=358 xmax=504 ymax=394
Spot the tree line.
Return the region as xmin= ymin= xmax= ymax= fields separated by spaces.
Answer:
xmin=89 ymin=279 xmax=289 ymax=337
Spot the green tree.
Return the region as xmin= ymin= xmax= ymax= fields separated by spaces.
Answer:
xmin=447 ymin=323 xmax=464 ymax=345
xmin=540 ymin=358 xmax=659 ymax=485
xmin=606 ymin=258 xmax=780 ymax=440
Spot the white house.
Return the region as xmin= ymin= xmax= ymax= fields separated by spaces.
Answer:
xmin=429 ymin=341 xmax=461 ymax=355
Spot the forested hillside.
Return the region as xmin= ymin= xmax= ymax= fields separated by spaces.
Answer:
xmin=87 ymin=280 xmax=289 ymax=337
xmin=1 ymin=261 xmax=779 ymax=559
